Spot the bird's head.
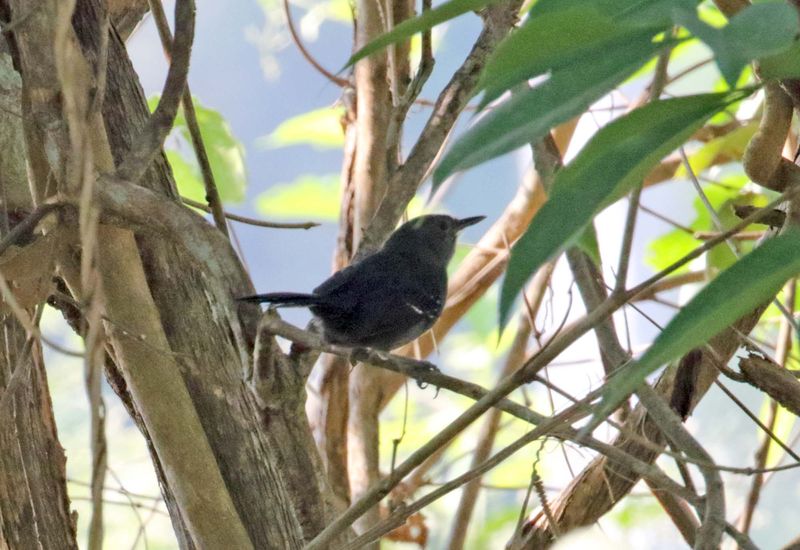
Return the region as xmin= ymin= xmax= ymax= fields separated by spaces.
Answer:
xmin=383 ymin=214 xmax=485 ymax=266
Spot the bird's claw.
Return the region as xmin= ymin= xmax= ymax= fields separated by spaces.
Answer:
xmin=348 ymin=347 xmax=370 ymax=367
xmin=413 ymin=360 xmax=440 ymax=397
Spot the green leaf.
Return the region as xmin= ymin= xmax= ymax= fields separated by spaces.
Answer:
xmin=434 ymin=35 xmax=670 ymax=187
xmin=153 ymin=95 xmax=248 ymax=204
xmin=592 ymin=229 xmax=800 ymax=428
xmin=765 ymin=403 xmax=796 ymax=467
xmin=477 ymin=8 xmax=669 ymax=108
xmin=498 ymin=90 xmax=753 ymax=328
xmin=647 ymin=230 xmax=698 ymax=274
xmin=165 ymin=151 xmax=205 ymax=202
xmin=575 ymin=224 xmax=601 ymax=266
xmin=347 ymin=0 xmax=493 ymax=66
xmin=760 ymin=40 xmax=800 ymax=80
xmin=677 ymin=2 xmax=799 ymax=86
xmin=256 ymin=174 xmax=341 ymax=220
xmin=530 ymin=0 xmax=693 ymax=21
xmin=721 ymin=3 xmax=798 ymax=64
xmin=261 ymin=106 xmax=345 ymax=149
xmin=171 ymin=102 xmax=247 ymax=203
xmin=152 ymin=95 xmax=248 ymax=203
xmin=646 ymin=177 xmax=764 ymax=273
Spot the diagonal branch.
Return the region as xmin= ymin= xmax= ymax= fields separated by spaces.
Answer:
xmin=116 ymin=0 xmax=194 ymax=183
xmin=146 ymin=0 xmax=229 ymax=237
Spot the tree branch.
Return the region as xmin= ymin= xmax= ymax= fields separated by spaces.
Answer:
xmin=146 ymin=0 xmax=229 ymax=237
xmin=116 ymin=0 xmax=194 ymax=183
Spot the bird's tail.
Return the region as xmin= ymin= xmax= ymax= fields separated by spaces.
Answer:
xmin=237 ymin=292 xmax=319 ymax=307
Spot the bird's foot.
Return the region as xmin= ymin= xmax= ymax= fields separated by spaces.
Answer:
xmin=409 ymin=359 xmax=440 ymax=396
xmin=348 ymin=348 xmax=441 ymax=396
xmin=348 ymin=347 xmax=372 ymax=367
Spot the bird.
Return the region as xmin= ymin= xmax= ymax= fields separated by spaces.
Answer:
xmin=238 ymin=214 xmax=485 ymax=351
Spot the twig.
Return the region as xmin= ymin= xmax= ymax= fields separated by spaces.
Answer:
xmin=0 ymin=271 xmax=82 ymax=357
xmin=85 ymin=296 xmax=107 ymax=550
xmin=694 ymin=230 xmax=763 ymax=241
xmin=261 ymin=315 xmax=551 ymax=426
xmin=628 ymin=181 xmax=800 ymax=299
xmin=614 ymin=184 xmax=641 ymax=293
xmin=69 ymin=496 xmax=168 ymax=516
xmin=667 ymin=57 xmax=714 ymax=86
xmin=615 ymin=33 xmax=670 ymax=294
xmin=724 ymin=522 xmax=759 ymax=550
xmin=385 ymin=0 xmax=434 ymax=175
xmin=636 ymin=386 xmax=726 ymax=550
xmin=738 ymin=279 xmax=795 ymax=540
xmin=147 ymin=0 xmax=229 ymax=238
xmin=0 ymin=316 xmax=37 ymax=422
xmin=446 ymin=269 xmax=553 ymax=550
xmin=340 ymin=403 xmax=700 ymax=550
xmin=282 ymin=0 xmax=348 ymax=87
xmin=181 ymin=197 xmax=319 ymax=229
xmin=116 ymin=0 xmax=195 ymax=183
xmin=529 ymin=446 xmax=559 ymax=538
xmin=67 ymin=478 xmax=163 ymax=502
xmin=0 ymin=203 xmax=63 ymax=257
xmin=714 ymin=379 xmax=800 ymax=463
xmin=532 ymin=374 xmax=800 ymax=477
xmin=639 ymin=203 xmax=695 ymax=234
xmin=106 ymin=468 xmax=151 ymax=550
xmin=632 ymin=271 xmax=706 ymax=301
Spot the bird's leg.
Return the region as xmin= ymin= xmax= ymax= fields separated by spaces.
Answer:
xmin=348 ymin=347 xmax=365 ymax=367
xmin=349 ymin=347 xmax=441 ymax=393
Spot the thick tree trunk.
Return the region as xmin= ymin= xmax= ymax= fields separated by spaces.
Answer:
xmin=75 ymin=1 xmax=337 ymax=546
xmin=0 ymin=49 xmax=78 ymax=550
xmin=0 ymin=318 xmax=78 ymax=550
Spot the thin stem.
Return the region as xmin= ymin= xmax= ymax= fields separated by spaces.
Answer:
xmin=181 ymin=197 xmax=319 ymax=229
xmin=737 ymin=281 xmax=794 ymax=540
xmin=147 ymin=0 xmax=230 ymax=238
xmin=615 ymin=184 xmax=642 ymax=293
xmin=282 ymin=0 xmax=348 ymax=87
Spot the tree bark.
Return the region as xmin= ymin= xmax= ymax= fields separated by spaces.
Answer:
xmin=74 ymin=0 xmax=338 ymax=545
xmin=0 ymin=44 xmax=78 ymax=550
xmin=0 ymin=319 xmax=78 ymax=550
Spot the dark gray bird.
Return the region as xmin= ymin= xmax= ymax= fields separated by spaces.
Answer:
xmin=239 ymin=214 xmax=485 ymax=350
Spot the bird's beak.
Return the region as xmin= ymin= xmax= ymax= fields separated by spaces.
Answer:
xmin=455 ymin=216 xmax=486 ymax=231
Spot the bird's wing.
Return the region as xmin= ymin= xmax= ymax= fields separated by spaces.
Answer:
xmin=358 ymin=270 xmax=446 ymax=328
xmin=313 ymin=252 xmax=397 ymax=305
xmin=399 ymin=278 xmax=446 ymax=320
xmin=345 ymin=281 xmax=444 ymax=349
